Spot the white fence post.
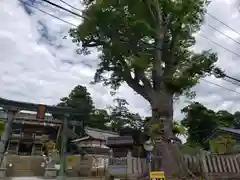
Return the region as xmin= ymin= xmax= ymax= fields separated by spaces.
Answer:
xmin=127 ymin=151 xmax=132 ymax=175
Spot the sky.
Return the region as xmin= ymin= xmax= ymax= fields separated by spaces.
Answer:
xmin=1 ymin=0 xmax=240 ymax=120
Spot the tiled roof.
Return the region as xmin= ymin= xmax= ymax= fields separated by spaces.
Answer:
xmin=85 ymin=127 xmax=119 ymax=140
xmin=203 ymin=127 xmax=240 ymax=143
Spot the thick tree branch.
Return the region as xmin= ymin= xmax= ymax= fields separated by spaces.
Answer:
xmin=119 ymin=61 xmax=152 ymax=102
xmin=124 ymin=70 xmax=152 ymax=102
xmin=134 ymin=68 xmax=152 ymax=89
xmin=152 ymin=2 xmax=164 ymax=91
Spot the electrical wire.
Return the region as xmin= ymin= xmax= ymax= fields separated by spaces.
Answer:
xmin=19 ymin=0 xmax=78 ymax=27
xmin=207 ymin=24 xmax=240 ymax=46
xmin=222 ymin=78 xmax=240 ymax=87
xmin=202 ymin=79 xmax=240 ymax=95
xmin=41 ymin=0 xmax=87 ymax=19
xmin=59 ymin=0 xmax=82 ymax=13
xmin=206 ymin=12 xmax=240 ymax=37
xmin=197 ymin=33 xmax=240 ymax=58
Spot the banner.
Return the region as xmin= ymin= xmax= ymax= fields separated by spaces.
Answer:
xmin=67 ymin=155 xmax=74 ymax=169
xmin=150 ymin=171 xmax=165 ymax=180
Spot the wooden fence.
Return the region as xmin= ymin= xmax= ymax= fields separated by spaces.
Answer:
xmin=108 ymin=153 xmax=240 ymax=179
xmin=184 ymin=153 xmax=240 ymax=179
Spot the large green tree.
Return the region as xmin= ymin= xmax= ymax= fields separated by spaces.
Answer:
xmin=89 ymin=108 xmax=111 ymax=130
xmin=181 ymin=102 xmax=235 ymax=149
xmin=70 ymin=0 xmax=218 ymax=175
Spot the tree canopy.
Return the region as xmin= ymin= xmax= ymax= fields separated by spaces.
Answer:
xmin=70 ymin=0 xmax=217 ymax=95
xmin=181 ymin=102 xmax=238 ymax=149
xmin=108 ymin=98 xmax=145 ymax=132
xmin=70 ymin=0 xmax=218 ymax=138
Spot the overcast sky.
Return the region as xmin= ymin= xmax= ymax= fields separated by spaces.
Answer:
xmin=1 ymin=0 xmax=240 ymax=120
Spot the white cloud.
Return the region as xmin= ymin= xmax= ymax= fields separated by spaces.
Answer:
xmin=1 ymin=0 xmax=240 ymax=121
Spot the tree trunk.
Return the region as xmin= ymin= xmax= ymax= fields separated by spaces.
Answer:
xmin=150 ymin=90 xmax=181 ymax=177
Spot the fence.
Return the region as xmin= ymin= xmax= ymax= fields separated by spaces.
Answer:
xmin=184 ymin=153 xmax=240 ymax=179
xmin=109 ymin=153 xmax=240 ymax=179
xmin=50 ymin=153 xmax=240 ymax=179
xmin=108 ymin=156 xmax=160 ymax=177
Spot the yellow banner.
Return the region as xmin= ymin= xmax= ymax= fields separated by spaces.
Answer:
xmin=67 ymin=155 xmax=74 ymax=169
xmin=150 ymin=171 xmax=165 ymax=179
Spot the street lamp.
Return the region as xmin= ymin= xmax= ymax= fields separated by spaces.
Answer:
xmin=143 ymin=138 xmax=154 ymax=174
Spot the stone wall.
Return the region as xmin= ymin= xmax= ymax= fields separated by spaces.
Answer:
xmin=5 ymin=155 xmax=45 ymax=177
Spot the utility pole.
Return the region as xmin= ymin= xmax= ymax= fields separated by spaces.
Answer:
xmin=58 ymin=114 xmax=68 ymax=180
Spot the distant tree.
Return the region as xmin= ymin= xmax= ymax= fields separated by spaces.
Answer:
xmin=54 ymin=85 xmax=110 ymax=134
xmin=181 ymin=102 xmax=236 ymax=149
xmin=57 ymin=85 xmax=94 ymax=117
xmin=216 ymin=110 xmax=234 ymax=127
xmin=89 ymin=108 xmax=111 ymax=130
xmin=181 ymin=102 xmax=218 ymax=149
xmin=108 ymin=98 xmax=129 ymax=132
xmin=108 ymin=98 xmax=144 ymax=132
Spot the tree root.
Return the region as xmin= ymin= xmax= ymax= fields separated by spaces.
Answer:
xmin=169 ymin=143 xmax=198 ymax=178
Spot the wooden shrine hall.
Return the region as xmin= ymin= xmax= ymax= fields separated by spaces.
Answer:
xmin=0 ymin=98 xmax=83 ymax=178
xmin=0 ymin=97 xmax=80 ymax=157
xmin=3 ymin=112 xmax=62 ymax=155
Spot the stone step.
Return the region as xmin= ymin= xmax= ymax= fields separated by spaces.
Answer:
xmin=8 ymin=170 xmax=35 ymax=177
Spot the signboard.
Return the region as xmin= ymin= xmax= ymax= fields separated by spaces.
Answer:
xmin=150 ymin=171 xmax=165 ymax=180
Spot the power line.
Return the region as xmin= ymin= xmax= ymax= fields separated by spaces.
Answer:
xmin=41 ymin=0 xmax=87 ymax=19
xmin=19 ymin=0 xmax=78 ymax=27
xmin=206 ymin=12 xmax=240 ymax=37
xmin=198 ymin=33 xmax=240 ymax=58
xmin=222 ymin=78 xmax=240 ymax=87
xmin=207 ymin=24 xmax=240 ymax=46
xmin=59 ymin=0 xmax=82 ymax=13
xmin=202 ymin=79 xmax=240 ymax=95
